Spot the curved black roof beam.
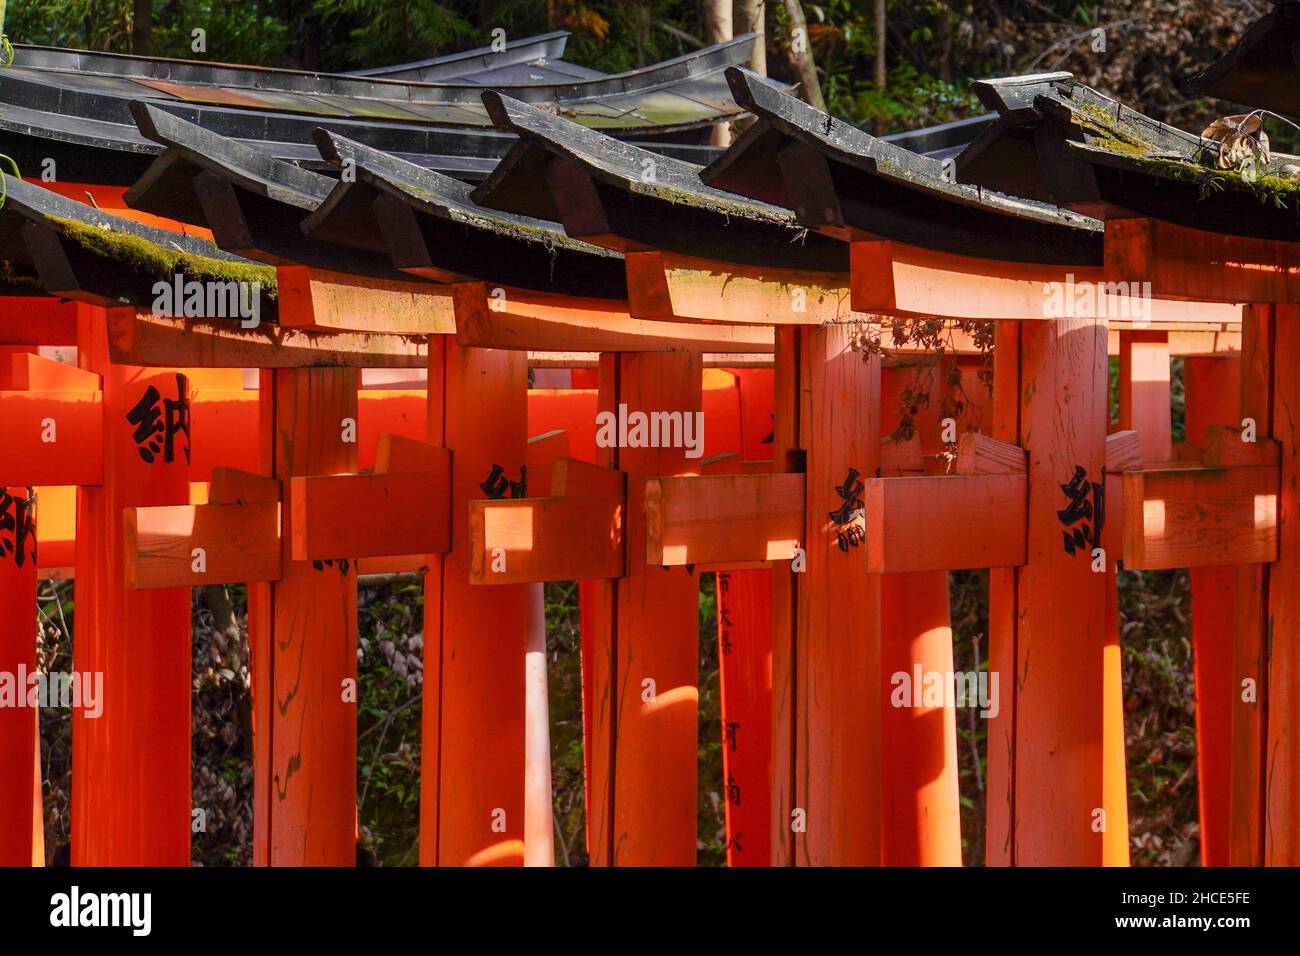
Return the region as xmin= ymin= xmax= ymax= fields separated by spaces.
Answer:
xmin=345 ymin=31 xmax=575 ymax=81
xmin=1187 ymin=3 xmax=1300 ymax=119
xmin=960 ymin=72 xmax=1300 ymax=242
xmin=0 ymin=174 xmax=280 ymax=318
xmin=707 ymin=67 xmax=1101 ymax=266
xmin=122 ymin=102 xmax=420 ymax=280
xmin=4 ymin=35 xmax=756 ymax=134
xmin=473 ymin=90 xmax=848 ymax=272
xmin=0 ymin=64 xmax=723 ymax=188
xmin=305 ymin=129 xmax=627 ymax=299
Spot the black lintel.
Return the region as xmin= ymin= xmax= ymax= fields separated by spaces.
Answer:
xmin=1188 ymin=4 xmax=1300 ymax=120
xmin=1 ymin=174 xmax=280 ymax=321
xmin=474 ymin=90 xmax=848 ymax=273
xmin=960 ymin=74 xmax=1300 ymax=241
xmin=122 ymin=102 xmax=424 ymax=279
xmin=703 ymin=68 xmax=1101 ymax=266
xmin=305 ymin=129 xmax=628 ymax=299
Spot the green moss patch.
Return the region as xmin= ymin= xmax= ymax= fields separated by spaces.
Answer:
xmin=1067 ymin=98 xmax=1300 ymax=208
xmin=49 ymin=215 xmax=279 ymax=297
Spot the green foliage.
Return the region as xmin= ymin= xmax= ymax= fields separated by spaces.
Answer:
xmin=696 ymin=572 xmax=725 ymax=866
xmin=10 ymin=1 xmax=290 ymax=65
xmin=355 ymin=576 xmax=425 ymax=866
xmin=313 ymin=0 xmax=473 ymax=70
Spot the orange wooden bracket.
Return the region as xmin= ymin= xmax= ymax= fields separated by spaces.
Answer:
xmin=452 ymin=281 xmax=773 ymax=353
xmin=644 ymin=471 xmax=803 ymax=567
xmin=290 ymin=436 xmax=451 ymax=561
xmin=1115 ymin=329 xmax=1242 ymax=358
xmin=861 ymin=432 xmax=1027 ymax=573
xmin=849 ymin=237 xmax=1247 ymax=322
xmin=125 ymin=434 xmax=449 ymax=587
xmin=1104 ymin=429 xmax=1143 ymax=559
xmin=643 ymin=428 xmax=928 ymax=569
xmin=0 ymin=354 xmax=103 ymax=486
xmin=124 ymin=467 xmax=282 ymax=588
xmin=277 ymin=265 xmax=456 ymax=334
xmin=954 ymin=432 xmax=1027 ymax=475
xmin=469 ymin=457 xmax=625 ymax=584
xmin=625 ymin=250 xmax=858 ymax=325
xmin=865 ymin=430 xmax=1142 ymax=573
xmin=691 ymin=453 xmax=781 ymax=572
xmin=863 ymin=473 xmax=1027 ymax=573
xmin=1121 ymin=426 xmax=1281 ymax=570
xmin=1106 ymin=217 xmax=1300 ymax=304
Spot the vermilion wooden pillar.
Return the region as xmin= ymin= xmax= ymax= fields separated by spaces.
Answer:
xmin=588 ymin=350 xmax=701 ymax=866
xmin=73 ymin=304 xmax=191 ymax=865
xmin=714 ymin=366 xmax=774 ymax=867
xmin=1184 ymin=355 xmax=1241 ymax=866
xmin=421 ymin=339 xmax=528 ymax=866
xmin=1267 ymin=306 xmax=1300 ymax=865
xmin=1118 ymin=332 xmax=1172 ymax=463
xmin=0 ymin=486 xmax=40 ymax=866
xmin=715 ymin=568 xmax=771 ymax=866
xmin=1229 ymin=305 xmax=1271 ymax=864
xmin=880 ymin=573 xmax=961 ymax=865
xmin=772 ymin=325 xmax=881 ymax=866
xmin=1104 ymin=331 xmax=1174 ymax=867
xmin=988 ymin=316 xmax=1109 ymax=866
xmin=254 ymin=366 xmax=359 ymax=866
xmin=879 ymin=362 xmax=962 ymax=867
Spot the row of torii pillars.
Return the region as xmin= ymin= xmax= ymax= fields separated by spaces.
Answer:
xmin=0 ymin=210 xmax=1285 ymax=867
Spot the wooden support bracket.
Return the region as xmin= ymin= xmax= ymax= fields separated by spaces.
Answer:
xmin=644 ymin=472 xmax=804 ymax=567
xmin=1106 ymin=218 xmax=1300 ymax=304
xmin=850 ymin=237 xmax=1246 ymax=322
xmin=1122 ymin=465 xmax=1280 ymax=570
xmin=107 ymin=309 xmax=430 ymax=369
xmin=124 ymin=467 xmax=282 ymax=588
xmin=0 ymin=354 xmax=103 ymax=486
xmin=862 ymin=473 xmax=1027 ymax=573
xmin=469 ymin=457 xmax=626 ymax=584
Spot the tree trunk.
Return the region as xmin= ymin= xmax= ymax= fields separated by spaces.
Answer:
xmin=706 ymin=0 xmax=734 ymax=146
xmin=735 ymin=0 xmax=766 ymax=76
xmin=302 ymin=10 xmax=320 ymax=71
xmin=705 ymin=0 xmax=733 ymax=45
xmin=132 ymin=0 xmax=151 ymax=55
xmin=782 ymin=0 xmax=826 ymax=112
xmin=873 ymin=0 xmax=887 ymax=134
xmin=874 ymin=0 xmax=887 ymax=90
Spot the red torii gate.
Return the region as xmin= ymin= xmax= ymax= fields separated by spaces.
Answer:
xmin=0 ymin=320 xmax=100 ymax=866
xmin=1102 ymin=218 xmax=1299 ymax=865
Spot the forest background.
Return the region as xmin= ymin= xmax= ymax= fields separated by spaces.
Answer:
xmin=15 ymin=0 xmax=1263 ymax=865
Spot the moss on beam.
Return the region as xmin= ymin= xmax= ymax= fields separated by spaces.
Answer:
xmin=48 ymin=215 xmax=279 ymax=296
xmin=1068 ymin=99 xmax=1300 ymax=208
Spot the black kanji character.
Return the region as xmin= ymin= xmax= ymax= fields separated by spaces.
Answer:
xmin=125 ymin=374 xmax=190 ymax=465
xmin=1058 ymin=465 xmax=1105 ymax=556
xmin=0 ymin=488 xmax=36 ymax=567
xmin=480 ymin=464 xmax=526 ymax=500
